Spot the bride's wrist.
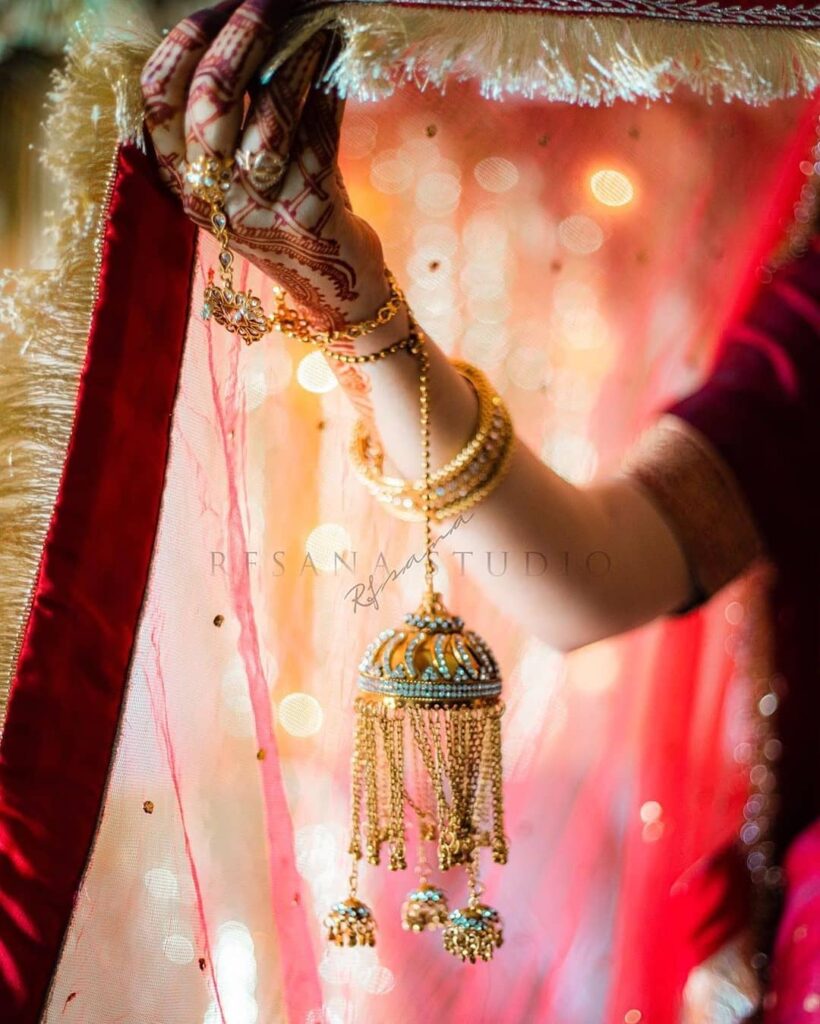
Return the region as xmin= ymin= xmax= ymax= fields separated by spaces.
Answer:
xmin=344 ymin=266 xmax=395 ymax=323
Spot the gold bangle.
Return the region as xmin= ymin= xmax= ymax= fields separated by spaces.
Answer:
xmin=366 ymin=434 xmax=516 ymax=523
xmin=349 ymin=360 xmax=515 ymax=522
xmin=351 ymin=361 xmax=509 ymax=492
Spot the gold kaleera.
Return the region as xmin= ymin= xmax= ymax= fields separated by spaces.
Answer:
xmin=325 ymin=583 xmax=508 ymax=963
xmin=323 ymin=316 xmax=509 ymax=963
xmin=0 ymin=7 xmax=155 ymax=735
xmin=185 ymin=151 xmax=512 ymax=963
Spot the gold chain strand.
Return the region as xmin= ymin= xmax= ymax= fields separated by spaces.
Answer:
xmin=417 ymin=335 xmax=437 ymax=610
xmin=349 ymin=708 xmax=365 ymax=859
xmin=392 ymin=712 xmax=407 ymax=870
xmin=466 ymin=847 xmax=483 ymax=908
xmin=409 ymin=708 xmax=449 ymax=859
xmin=321 ymin=329 xmax=419 ymax=364
xmin=362 ymin=705 xmax=381 ymax=865
xmin=490 ymin=706 xmax=508 ymax=864
xmin=380 ymin=711 xmax=407 ymax=870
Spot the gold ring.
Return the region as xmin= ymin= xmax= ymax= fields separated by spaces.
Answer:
xmin=235 ymin=148 xmax=287 ymax=194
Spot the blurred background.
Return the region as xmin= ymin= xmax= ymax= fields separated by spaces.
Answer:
xmin=3 ymin=3 xmax=817 ymax=1020
xmin=0 ymin=0 xmax=199 ymax=267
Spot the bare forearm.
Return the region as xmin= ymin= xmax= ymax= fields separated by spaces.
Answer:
xmin=330 ymin=296 xmax=693 ymax=650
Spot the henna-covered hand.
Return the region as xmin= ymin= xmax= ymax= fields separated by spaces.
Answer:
xmin=141 ymin=0 xmax=388 ymax=334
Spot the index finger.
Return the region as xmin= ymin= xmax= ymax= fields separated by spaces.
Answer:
xmin=141 ymin=0 xmax=244 ymax=189
xmin=184 ymin=0 xmax=281 ymax=163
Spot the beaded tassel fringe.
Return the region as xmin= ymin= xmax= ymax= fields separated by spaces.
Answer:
xmin=350 ymin=693 xmax=507 ymax=874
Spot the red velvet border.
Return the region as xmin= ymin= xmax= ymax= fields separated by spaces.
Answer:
xmin=0 ymin=145 xmax=196 ymax=1022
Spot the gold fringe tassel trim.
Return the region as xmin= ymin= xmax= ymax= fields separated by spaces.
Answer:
xmin=0 ymin=10 xmax=155 ymax=735
xmin=278 ymin=5 xmax=820 ymax=106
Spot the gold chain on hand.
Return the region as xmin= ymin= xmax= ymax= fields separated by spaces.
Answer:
xmin=185 ymin=154 xmax=405 ymax=348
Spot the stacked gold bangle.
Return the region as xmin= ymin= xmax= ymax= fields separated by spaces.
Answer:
xmin=349 ymin=359 xmax=515 ymax=522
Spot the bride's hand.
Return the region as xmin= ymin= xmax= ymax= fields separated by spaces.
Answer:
xmin=140 ymin=0 xmax=389 ymax=330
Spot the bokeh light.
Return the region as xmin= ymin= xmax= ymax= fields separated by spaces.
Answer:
xmin=143 ymin=867 xmax=179 ymax=900
xmin=558 ymin=214 xmax=604 ymax=254
xmin=370 ymin=149 xmax=413 ymax=194
xmin=640 ymin=800 xmax=663 ymax=824
xmin=590 ymin=168 xmax=635 ymax=207
xmin=414 ymin=222 xmax=459 ymax=256
xmin=463 ymin=323 xmax=509 ymax=369
xmin=205 ymin=922 xmax=259 ymax=1024
xmin=468 ymin=295 xmax=511 ymax=325
xmin=297 ymin=351 xmax=337 ymax=394
xmin=474 ymin=156 xmax=520 ymax=193
xmin=163 ymin=934 xmax=194 ymax=964
xmin=506 ymin=345 xmax=551 ymax=391
xmin=305 ymin=522 xmax=352 ymax=573
xmin=415 ymin=172 xmax=462 ymax=216
xmin=462 ymin=210 xmax=508 ymax=254
xmin=278 ymin=692 xmax=323 ymax=738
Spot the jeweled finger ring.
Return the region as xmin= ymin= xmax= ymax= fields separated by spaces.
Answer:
xmin=235 ymin=148 xmax=287 ymax=194
xmin=184 ymin=154 xmax=234 ymax=205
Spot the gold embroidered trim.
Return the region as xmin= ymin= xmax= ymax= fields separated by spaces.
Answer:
xmin=303 ymin=0 xmax=820 ymax=30
xmin=276 ymin=4 xmax=820 ymax=106
xmin=620 ymin=415 xmax=764 ymax=601
xmin=0 ymin=14 xmax=154 ymax=736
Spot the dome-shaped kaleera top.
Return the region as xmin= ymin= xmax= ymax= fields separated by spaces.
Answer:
xmin=357 ymin=593 xmax=501 ymax=703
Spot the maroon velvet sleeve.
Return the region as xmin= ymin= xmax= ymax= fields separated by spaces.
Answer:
xmin=668 ymin=238 xmax=820 ymax=571
xmin=0 ymin=146 xmax=196 ymax=1022
xmin=668 ymin=237 xmax=820 ymax=884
